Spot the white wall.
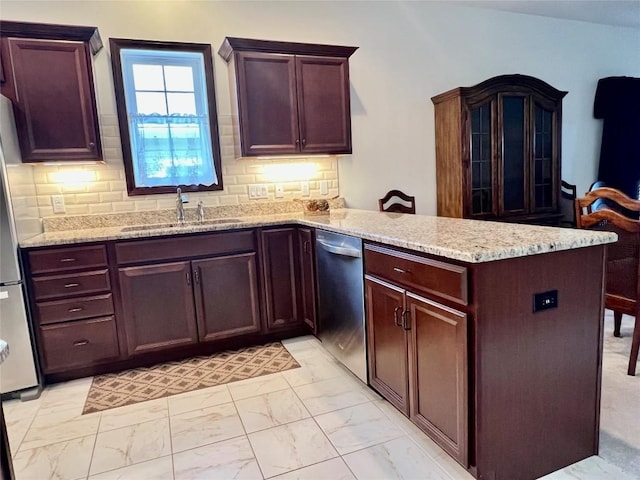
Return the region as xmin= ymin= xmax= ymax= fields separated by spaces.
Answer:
xmin=2 ymin=0 xmax=639 ymax=215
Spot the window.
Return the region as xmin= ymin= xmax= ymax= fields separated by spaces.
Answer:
xmin=109 ymin=38 xmax=223 ymax=195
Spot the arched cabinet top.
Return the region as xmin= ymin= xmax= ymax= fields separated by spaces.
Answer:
xmin=431 ymin=74 xmax=568 ymax=105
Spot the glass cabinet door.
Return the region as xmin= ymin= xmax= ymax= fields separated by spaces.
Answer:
xmin=533 ymin=104 xmax=554 ymax=210
xmin=470 ymin=103 xmax=492 ymax=215
xmin=501 ymin=96 xmax=526 ymax=213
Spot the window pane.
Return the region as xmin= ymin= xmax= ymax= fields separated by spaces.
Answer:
xmin=167 ymin=93 xmax=196 ymax=115
xmin=112 ymin=39 xmax=223 ymax=194
xmin=164 ymin=65 xmax=194 ymax=91
xmin=132 ymin=64 xmax=165 ymax=91
xmin=136 ymin=92 xmax=167 ymax=115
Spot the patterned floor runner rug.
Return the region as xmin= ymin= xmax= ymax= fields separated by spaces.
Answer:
xmin=82 ymin=342 xmax=300 ymax=414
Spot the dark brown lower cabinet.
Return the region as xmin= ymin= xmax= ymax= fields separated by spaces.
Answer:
xmin=261 ymin=228 xmax=301 ymax=331
xmin=193 ymin=253 xmax=261 ymax=342
xmin=407 ymin=293 xmax=468 ymax=466
xmin=365 ymin=276 xmax=409 ymax=415
xmin=297 ymin=228 xmax=317 ymax=333
xmin=118 ymin=261 xmax=198 ymax=355
xmin=366 ymin=275 xmax=467 ymax=464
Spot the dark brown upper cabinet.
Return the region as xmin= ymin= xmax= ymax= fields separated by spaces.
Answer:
xmin=0 ymin=21 xmax=103 ymax=162
xmin=218 ymin=37 xmax=357 ymax=157
xmin=431 ymin=75 xmax=567 ymax=225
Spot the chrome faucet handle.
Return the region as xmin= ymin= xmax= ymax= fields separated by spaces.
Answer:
xmin=196 ymin=201 xmax=205 ymax=222
xmin=176 ymin=188 xmax=186 ymax=222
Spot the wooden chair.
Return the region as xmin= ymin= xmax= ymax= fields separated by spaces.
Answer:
xmin=378 ymin=190 xmax=416 ymax=214
xmin=575 ymin=187 xmax=640 ymax=376
xmin=559 ymin=180 xmax=577 ymax=227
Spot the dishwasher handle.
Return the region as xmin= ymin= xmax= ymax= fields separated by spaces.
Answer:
xmin=316 ymin=239 xmax=362 ymax=258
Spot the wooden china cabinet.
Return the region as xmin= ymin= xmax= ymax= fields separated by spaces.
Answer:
xmin=432 ymin=75 xmax=567 ymax=225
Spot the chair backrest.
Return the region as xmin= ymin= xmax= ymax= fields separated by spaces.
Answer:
xmin=559 ymin=180 xmax=577 ymax=227
xmin=378 ymin=190 xmax=415 ymax=214
xmin=575 ymin=187 xmax=640 ymax=306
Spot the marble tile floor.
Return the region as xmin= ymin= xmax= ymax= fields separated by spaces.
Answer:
xmin=3 ymin=311 xmax=638 ymax=480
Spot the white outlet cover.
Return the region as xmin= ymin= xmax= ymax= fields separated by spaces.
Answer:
xmin=275 ymin=184 xmax=284 ymax=198
xmin=319 ymin=180 xmax=328 ymax=195
xmin=51 ymin=195 xmax=66 ymax=213
xmin=301 ymin=181 xmax=310 ymax=196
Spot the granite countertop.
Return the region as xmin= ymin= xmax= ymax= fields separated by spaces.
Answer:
xmin=20 ymin=208 xmax=617 ymax=263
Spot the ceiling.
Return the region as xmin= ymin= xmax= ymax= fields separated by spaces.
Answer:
xmin=458 ymin=0 xmax=640 ymax=29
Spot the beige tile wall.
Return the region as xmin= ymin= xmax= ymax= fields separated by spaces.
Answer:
xmin=19 ymin=114 xmax=340 ymax=219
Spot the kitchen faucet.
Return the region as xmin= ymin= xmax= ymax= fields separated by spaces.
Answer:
xmin=176 ymin=187 xmax=186 ymax=223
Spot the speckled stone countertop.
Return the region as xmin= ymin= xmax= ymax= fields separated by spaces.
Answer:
xmin=20 ymin=208 xmax=617 ymax=264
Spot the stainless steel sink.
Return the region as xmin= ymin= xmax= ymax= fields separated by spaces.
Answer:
xmin=121 ymin=218 xmax=244 ymax=232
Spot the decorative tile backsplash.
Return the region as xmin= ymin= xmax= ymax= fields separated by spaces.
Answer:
xmin=7 ymin=113 xmax=340 ymax=224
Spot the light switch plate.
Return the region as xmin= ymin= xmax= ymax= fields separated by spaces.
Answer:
xmin=301 ymin=181 xmax=310 ymax=196
xmin=249 ymin=184 xmax=269 ymax=199
xmin=51 ymin=195 xmax=66 ymax=213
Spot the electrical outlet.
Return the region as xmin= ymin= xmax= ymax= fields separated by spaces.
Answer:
xmin=51 ymin=195 xmax=66 ymax=213
xmin=319 ymin=180 xmax=328 ymax=195
xmin=301 ymin=181 xmax=310 ymax=197
xmin=275 ymin=184 xmax=284 ymax=198
xmin=248 ymin=184 xmax=269 ymax=199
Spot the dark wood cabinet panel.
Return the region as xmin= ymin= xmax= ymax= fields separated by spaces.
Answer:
xmin=40 ymin=316 xmax=119 ymax=372
xmin=297 ymin=228 xmax=317 ymax=333
xmin=296 ymin=55 xmax=351 ymax=154
xmin=236 ymin=52 xmax=299 ymax=156
xmin=36 ymin=293 xmax=114 ymax=325
xmin=28 ymin=244 xmax=107 ymax=274
xmin=432 ymin=75 xmax=567 ymax=225
xmin=193 ymin=253 xmax=261 ymax=342
xmin=1 ymin=37 xmax=102 ymax=162
xmin=219 ymin=37 xmax=356 ymax=157
xmin=261 ymin=228 xmax=301 ymax=330
xmin=118 ymin=261 xmax=198 ymax=355
xmin=32 ymin=269 xmax=110 ymax=301
xmin=407 ymin=293 xmax=468 ymax=466
xmin=365 ymin=275 xmax=410 ymax=415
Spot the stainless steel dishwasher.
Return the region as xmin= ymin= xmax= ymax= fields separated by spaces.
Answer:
xmin=316 ymin=230 xmax=367 ymax=382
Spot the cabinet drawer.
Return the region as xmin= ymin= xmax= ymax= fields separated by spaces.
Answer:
xmin=115 ymin=230 xmax=256 ymax=265
xmin=28 ymin=245 xmax=108 ymax=274
xmin=32 ymin=269 xmax=111 ymax=300
xmin=365 ymin=244 xmax=468 ymax=305
xmin=40 ymin=316 xmax=120 ymax=372
xmin=36 ymin=293 xmax=114 ymax=325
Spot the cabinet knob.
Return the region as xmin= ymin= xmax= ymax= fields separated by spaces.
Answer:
xmin=73 ymin=340 xmax=89 ymax=347
xmin=89 ymin=142 xmax=96 ymax=149
xmin=302 ymin=138 xmax=306 ymax=146
xmin=68 ymin=307 xmax=84 ymax=313
xmin=60 ymin=258 xmax=77 ymax=263
xmin=64 ymin=283 xmax=80 ymax=288
xmin=295 ymin=139 xmax=300 ymax=145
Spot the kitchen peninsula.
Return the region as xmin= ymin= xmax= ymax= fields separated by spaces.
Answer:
xmin=20 ymin=208 xmax=615 ymax=480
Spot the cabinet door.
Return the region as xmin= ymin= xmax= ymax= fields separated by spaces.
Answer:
xmin=297 ymin=228 xmax=317 ymax=333
xmin=407 ymin=292 xmax=468 ymax=466
xmin=118 ymin=261 xmax=197 ymax=355
xmin=236 ymin=52 xmax=299 ymax=156
xmin=532 ymin=102 xmax=558 ymax=212
xmin=365 ymin=275 xmax=409 ymax=415
xmin=468 ymin=101 xmax=495 ymax=217
xmin=261 ymin=228 xmax=301 ymax=331
xmin=499 ymin=94 xmax=528 ymax=215
xmin=296 ymin=56 xmax=352 ymax=154
xmin=4 ymin=37 xmax=101 ymax=162
xmin=192 ymin=253 xmax=261 ymax=342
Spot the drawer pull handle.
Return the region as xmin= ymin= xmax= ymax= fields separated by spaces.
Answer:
xmin=73 ymin=340 xmax=89 ymax=347
xmin=64 ymin=283 xmax=80 ymax=288
xmin=393 ymin=267 xmax=409 ymax=274
xmin=393 ymin=306 xmax=402 ymax=327
xmin=60 ymin=258 xmax=77 ymax=263
xmin=402 ymin=310 xmax=411 ymax=331
xmin=68 ymin=307 xmax=84 ymax=313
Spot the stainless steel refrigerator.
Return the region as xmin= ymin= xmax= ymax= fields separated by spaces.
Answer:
xmin=0 ymin=96 xmax=41 ymax=398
